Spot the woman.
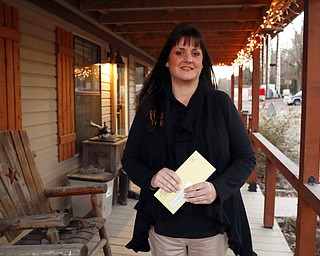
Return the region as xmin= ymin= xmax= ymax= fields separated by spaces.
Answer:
xmin=122 ymin=23 xmax=257 ymax=256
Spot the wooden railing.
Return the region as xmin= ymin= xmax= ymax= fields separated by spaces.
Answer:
xmin=248 ymin=130 xmax=320 ymax=254
xmin=250 ymin=131 xmax=320 ymax=216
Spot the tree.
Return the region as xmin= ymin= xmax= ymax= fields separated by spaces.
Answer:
xmin=243 ymin=66 xmax=252 ymax=85
xmin=280 ymin=23 xmax=303 ymax=93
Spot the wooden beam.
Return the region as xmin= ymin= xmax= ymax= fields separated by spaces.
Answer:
xmin=295 ymin=0 xmax=320 ymax=255
xmin=114 ymin=21 xmax=256 ymax=34
xmin=238 ymin=65 xmax=243 ymax=111
xmin=138 ymin=50 xmax=238 ymax=65
xmin=247 ymin=48 xmax=260 ymax=185
xmin=125 ymin=31 xmax=251 ymax=42
xmin=301 ymin=184 xmax=320 ymax=216
xmin=263 ymin=158 xmax=276 ymax=228
xmin=251 ymin=49 xmax=260 ymax=132
xmin=210 ymin=53 xmax=238 ymax=59
xmin=142 ymin=47 xmax=240 ymax=61
xmin=251 ymin=132 xmax=299 ymax=190
xmin=142 ymin=45 xmax=242 ymax=52
xmin=82 ymin=0 xmax=270 ymax=11
xmin=231 ymin=74 xmax=235 ymax=101
xmin=0 ymin=213 xmax=69 ymax=232
xmin=134 ymin=37 xmax=247 ymax=47
xmin=208 ymin=45 xmax=242 ymax=50
xmin=44 ymin=183 xmax=108 ymax=197
xmin=26 ymin=0 xmax=156 ymax=64
xmin=100 ymin=8 xmax=262 ymax=24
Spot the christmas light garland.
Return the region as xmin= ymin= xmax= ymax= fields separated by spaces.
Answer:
xmin=232 ymin=0 xmax=299 ymax=67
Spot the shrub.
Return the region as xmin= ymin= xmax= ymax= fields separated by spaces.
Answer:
xmin=257 ymin=107 xmax=299 ymax=193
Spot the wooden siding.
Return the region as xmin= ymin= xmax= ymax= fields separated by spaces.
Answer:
xmin=110 ymin=64 xmax=118 ymax=133
xmin=17 ymin=1 xmax=59 ymax=170
xmin=17 ymin=3 xmax=67 ymax=196
xmin=128 ymin=56 xmax=136 ymax=128
xmin=101 ymin=63 xmax=112 ymax=127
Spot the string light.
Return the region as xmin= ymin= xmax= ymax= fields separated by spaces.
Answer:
xmin=233 ymin=0 xmax=299 ymax=67
xmin=233 ymin=33 xmax=263 ymax=67
xmin=74 ymin=66 xmax=100 ymax=80
xmin=217 ymin=63 xmax=229 ymax=67
xmin=260 ymin=0 xmax=298 ymax=34
xmin=75 ymin=66 xmax=92 ymax=80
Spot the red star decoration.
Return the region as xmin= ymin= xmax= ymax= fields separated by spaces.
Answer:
xmin=5 ymin=168 xmax=18 ymax=184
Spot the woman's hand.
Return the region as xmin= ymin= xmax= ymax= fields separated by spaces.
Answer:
xmin=150 ymin=168 xmax=181 ymax=193
xmin=184 ymin=181 xmax=217 ymax=204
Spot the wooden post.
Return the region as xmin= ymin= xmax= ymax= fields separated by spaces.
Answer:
xmin=91 ymin=194 xmax=112 ymax=256
xmin=251 ymin=49 xmax=260 ymax=133
xmin=241 ymin=111 xmax=248 ymax=129
xmin=265 ymin=34 xmax=271 ymax=98
xmin=295 ymin=1 xmax=320 ymax=255
xmin=263 ymin=158 xmax=276 ymax=228
xmin=231 ymin=73 xmax=235 ymax=102
xmin=247 ymin=48 xmax=260 ymax=190
xmin=238 ymin=65 xmax=243 ymax=112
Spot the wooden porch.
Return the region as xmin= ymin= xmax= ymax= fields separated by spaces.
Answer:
xmin=102 ymin=184 xmax=292 ymax=256
xmin=0 ymin=1 xmax=319 ymax=255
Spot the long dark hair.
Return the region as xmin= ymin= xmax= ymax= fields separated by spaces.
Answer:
xmin=136 ymin=23 xmax=217 ymax=123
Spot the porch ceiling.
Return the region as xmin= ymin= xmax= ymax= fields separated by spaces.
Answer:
xmin=62 ymin=0 xmax=303 ymax=65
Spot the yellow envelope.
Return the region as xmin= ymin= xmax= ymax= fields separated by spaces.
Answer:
xmin=154 ymin=150 xmax=216 ymax=214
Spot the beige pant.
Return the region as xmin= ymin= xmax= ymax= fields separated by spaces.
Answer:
xmin=149 ymin=226 xmax=228 ymax=256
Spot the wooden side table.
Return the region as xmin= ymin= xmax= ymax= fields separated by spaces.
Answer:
xmin=82 ymin=135 xmax=127 ymax=204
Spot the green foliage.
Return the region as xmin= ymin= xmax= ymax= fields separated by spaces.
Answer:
xmin=257 ymin=107 xmax=300 ymax=191
xmin=277 ymin=217 xmax=297 ymax=231
xmin=259 ymin=114 xmax=290 ymax=152
xmin=259 ymin=107 xmax=300 ymax=161
xmin=243 ymin=67 xmax=252 ymax=85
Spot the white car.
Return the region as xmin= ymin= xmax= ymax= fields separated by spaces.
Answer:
xmin=283 ymin=91 xmax=302 ymax=105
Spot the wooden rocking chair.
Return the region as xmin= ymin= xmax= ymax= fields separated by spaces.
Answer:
xmin=0 ymin=130 xmax=112 ymax=256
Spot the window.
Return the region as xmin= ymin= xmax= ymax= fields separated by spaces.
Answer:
xmin=135 ymin=64 xmax=145 ymax=95
xmin=74 ymin=36 xmax=101 ymax=154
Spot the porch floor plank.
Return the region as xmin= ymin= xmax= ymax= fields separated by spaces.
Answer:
xmin=103 ymin=184 xmax=292 ymax=256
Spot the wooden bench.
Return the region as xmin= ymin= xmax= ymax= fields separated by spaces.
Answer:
xmin=0 ymin=130 xmax=112 ymax=256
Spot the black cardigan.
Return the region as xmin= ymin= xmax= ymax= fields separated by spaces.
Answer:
xmin=122 ymin=83 xmax=257 ymax=256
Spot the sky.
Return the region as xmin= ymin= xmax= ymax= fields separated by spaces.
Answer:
xmin=279 ymin=11 xmax=304 ymax=48
xmin=213 ymin=12 xmax=304 ymax=81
